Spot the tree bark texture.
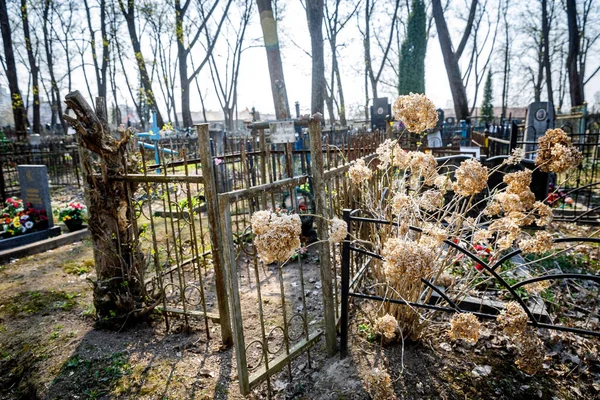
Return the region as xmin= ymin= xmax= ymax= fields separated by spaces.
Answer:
xmin=256 ymin=0 xmax=291 ymax=119
xmin=21 ymin=0 xmax=40 ymax=134
xmin=43 ymin=0 xmax=67 ymax=134
xmin=566 ymin=0 xmax=584 ymax=106
xmin=541 ymin=0 xmax=554 ymax=105
xmin=306 ymin=0 xmax=325 ymax=115
xmin=1 ymin=0 xmax=27 ymax=134
xmin=64 ymin=92 xmax=155 ymax=327
xmin=432 ymin=0 xmax=476 ymax=121
xmin=118 ymin=0 xmax=164 ymax=128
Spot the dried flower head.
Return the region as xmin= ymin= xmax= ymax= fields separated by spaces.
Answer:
xmin=423 ymin=224 xmax=448 ymax=246
xmin=449 ymin=313 xmax=481 ymax=343
xmin=497 ymin=301 xmax=529 ymax=336
xmin=349 ymin=158 xmax=373 ymax=185
xmin=453 ymin=159 xmax=488 ymax=196
xmin=506 ymin=148 xmax=525 ymax=165
xmin=514 ymin=329 xmax=545 ymax=375
xmin=473 ymin=229 xmax=492 ymax=244
xmin=519 ymin=231 xmax=554 ymax=254
xmin=382 ymin=238 xmax=435 ymax=284
xmin=533 ymin=201 xmax=553 ymax=226
xmin=409 ymin=151 xmax=438 ymax=183
xmin=374 ymin=314 xmax=398 ymax=339
xmin=363 ymin=368 xmax=395 ymax=400
xmin=329 ymin=217 xmax=347 ymax=244
xmin=419 ymin=190 xmax=444 ymax=211
xmin=392 ymin=93 xmax=438 ymax=134
xmin=391 ymin=192 xmax=413 ymax=216
xmin=433 ymin=174 xmax=453 ymax=193
xmin=251 ymin=210 xmax=301 ymax=264
xmin=535 ymin=128 xmax=582 ymax=173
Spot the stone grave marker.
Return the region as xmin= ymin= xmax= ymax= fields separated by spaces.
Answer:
xmin=525 ymin=102 xmax=555 ymax=159
xmin=17 ymin=165 xmax=54 ymax=228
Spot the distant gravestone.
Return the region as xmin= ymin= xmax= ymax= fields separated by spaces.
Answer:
xmin=525 ymin=102 xmax=555 ymax=159
xmin=17 ymin=165 xmax=54 ymax=228
xmin=269 ymin=121 xmax=296 ymax=143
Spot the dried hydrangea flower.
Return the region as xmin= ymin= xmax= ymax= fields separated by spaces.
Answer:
xmin=473 ymin=229 xmax=492 ymax=244
xmin=433 ymin=174 xmax=453 ymax=193
xmin=533 ymin=201 xmax=553 ymax=226
xmin=382 ymin=238 xmax=435 ymax=284
xmin=251 ymin=210 xmax=301 ymax=264
xmin=328 ymin=217 xmax=347 ymax=244
xmin=515 ymin=329 xmax=545 ymax=375
xmin=423 ymin=224 xmax=448 ymax=245
xmin=376 ymin=139 xmax=397 ymax=170
xmin=364 ymin=368 xmax=395 ymax=400
xmin=449 ymin=313 xmax=481 ymax=343
xmin=391 ymin=192 xmax=413 ymax=216
xmin=419 ymin=190 xmax=444 ymax=211
xmin=519 ymin=231 xmax=553 ymax=254
xmin=392 ymin=93 xmax=438 ymax=134
xmin=506 ymin=148 xmax=525 ymax=165
xmin=374 ymin=314 xmax=398 ymax=339
xmin=535 ymin=128 xmax=582 ymax=173
xmin=453 ymin=159 xmax=488 ymax=196
xmin=497 ymin=301 xmax=529 ymax=336
xmin=409 ymin=151 xmax=438 ymax=183
xmin=349 ymin=158 xmax=372 ymax=185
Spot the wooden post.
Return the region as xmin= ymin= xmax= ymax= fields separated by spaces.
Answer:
xmin=308 ymin=113 xmax=337 ymax=356
xmin=196 ymin=123 xmax=233 ymax=346
xmin=218 ymin=194 xmax=250 ymax=395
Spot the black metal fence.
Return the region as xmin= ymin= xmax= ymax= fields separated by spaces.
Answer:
xmin=0 ymin=140 xmax=81 ymax=200
xmin=340 ymin=209 xmax=600 ymax=359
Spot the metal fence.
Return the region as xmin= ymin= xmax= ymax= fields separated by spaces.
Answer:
xmin=339 ymin=210 xmax=600 ymax=359
xmin=0 ymin=140 xmax=81 ymax=200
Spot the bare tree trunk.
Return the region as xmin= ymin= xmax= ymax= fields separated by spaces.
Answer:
xmin=306 ymin=0 xmax=325 ymax=115
xmin=21 ymin=0 xmax=40 ymax=134
xmin=1 ymin=0 xmax=27 ymax=135
xmin=256 ymin=0 xmax=291 ymax=119
xmin=64 ymin=92 xmax=155 ymax=327
xmin=566 ymin=0 xmax=584 ymax=106
xmin=541 ymin=0 xmax=554 ymax=105
xmin=43 ymin=0 xmax=67 ymax=134
xmin=501 ymin=0 xmax=510 ymax=120
xmin=432 ymin=0 xmax=477 ymax=120
xmin=118 ymin=0 xmax=164 ymax=128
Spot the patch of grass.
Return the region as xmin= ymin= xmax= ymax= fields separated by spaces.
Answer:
xmin=1 ymin=290 xmax=80 ymax=317
xmin=54 ymin=352 xmax=132 ymax=399
xmin=63 ymin=259 xmax=94 ymax=275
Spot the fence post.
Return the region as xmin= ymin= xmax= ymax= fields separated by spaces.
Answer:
xmin=509 ymin=121 xmax=518 ymax=153
xmin=196 ymin=123 xmax=233 ymax=346
xmin=308 ymin=113 xmax=337 ymax=356
xmin=340 ymin=208 xmax=352 ymax=359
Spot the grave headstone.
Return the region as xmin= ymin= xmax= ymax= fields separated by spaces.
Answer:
xmin=525 ymin=102 xmax=555 ymax=159
xmin=17 ymin=165 xmax=54 ymax=228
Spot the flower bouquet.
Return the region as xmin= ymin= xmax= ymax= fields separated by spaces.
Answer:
xmin=1 ymin=197 xmax=49 ymax=237
xmin=55 ymin=201 xmax=87 ymax=232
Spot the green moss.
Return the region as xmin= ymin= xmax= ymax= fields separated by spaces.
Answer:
xmin=1 ymin=290 xmax=79 ymax=317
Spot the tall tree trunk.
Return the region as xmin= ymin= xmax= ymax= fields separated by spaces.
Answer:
xmin=306 ymin=0 xmax=325 ymax=115
xmin=1 ymin=0 xmax=27 ymax=135
xmin=256 ymin=0 xmax=290 ymax=119
xmin=432 ymin=0 xmax=477 ymax=121
xmin=541 ymin=0 xmax=554 ymax=105
xmin=566 ymin=0 xmax=584 ymax=107
xmin=501 ymin=0 xmax=510 ymax=120
xmin=43 ymin=0 xmax=67 ymax=134
xmin=118 ymin=0 xmax=164 ymax=128
xmin=21 ymin=0 xmax=40 ymax=134
xmin=175 ymin=0 xmax=193 ymax=127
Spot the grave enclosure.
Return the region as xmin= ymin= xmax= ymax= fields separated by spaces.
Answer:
xmin=56 ymin=95 xmax=600 ymax=397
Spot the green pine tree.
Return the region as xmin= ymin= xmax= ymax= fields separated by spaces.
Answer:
xmin=481 ymin=70 xmax=494 ymax=122
xmin=398 ymin=0 xmax=427 ymax=95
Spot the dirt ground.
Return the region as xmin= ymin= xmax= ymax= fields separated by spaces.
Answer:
xmin=1 ymin=187 xmax=599 ymax=399
xmin=1 ymin=236 xmax=599 ymax=399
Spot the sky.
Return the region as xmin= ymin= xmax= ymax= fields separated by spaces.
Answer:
xmin=3 ymin=0 xmax=600 ymax=124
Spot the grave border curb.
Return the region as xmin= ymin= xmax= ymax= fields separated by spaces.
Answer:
xmin=0 ymin=228 xmax=90 ymax=264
